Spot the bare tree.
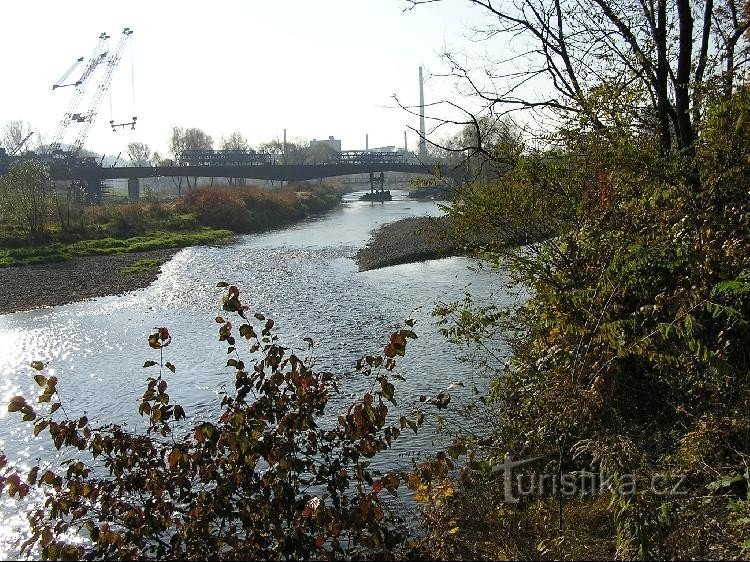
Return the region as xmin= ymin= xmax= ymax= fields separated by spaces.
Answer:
xmin=168 ymin=126 xmax=215 ymax=193
xmin=220 ymin=130 xmax=249 ymax=151
xmin=2 ymin=120 xmax=33 ymax=154
xmin=259 ymin=138 xmax=310 ymax=165
xmin=127 ymin=142 xmax=151 ymax=166
xmin=405 ymin=0 xmax=750 ymax=160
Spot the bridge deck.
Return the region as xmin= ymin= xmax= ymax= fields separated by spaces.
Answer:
xmin=51 ymin=162 xmax=455 ymax=182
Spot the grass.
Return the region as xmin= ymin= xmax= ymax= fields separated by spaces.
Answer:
xmin=0 ymin=183 xmax=344 ymax=267
xmin=0 ymin=228 xmax=233 ymax=268
xmin=119 ymin=258 xmax=161 ymax=275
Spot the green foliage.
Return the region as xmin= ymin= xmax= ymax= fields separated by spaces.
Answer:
xmin=119 ymin=258 xmax=160 ymax=275
xmin=420 ymin=85 xmax=750 ymax=559
xmin=0 ymin=228 xmax=233 ymax=267
xmin=0 ymin=185 xmax=341 ymax=267
xmin=0 ymin=285 xmax=423 ymax=560
xmin=0 ymin=160 xmax=54 ymax=243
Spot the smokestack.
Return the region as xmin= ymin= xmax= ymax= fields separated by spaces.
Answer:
xmin=404 ymin=130 xmax=408 ymax=152
xmin=418 ymin=66 xmax=427 ymax=158
xmin=366 ymin=133 xmax=369 ymax=151
xmin=283 ymin=128 xmax=287 ymax=159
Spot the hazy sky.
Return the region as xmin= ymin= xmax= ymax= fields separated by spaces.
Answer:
xmin=1 ymin=0 xmax=491 ymax=157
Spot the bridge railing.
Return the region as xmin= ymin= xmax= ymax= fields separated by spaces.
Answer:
xmin=179 ymin=149 xmax=276 ymax=167
xmin=177 ymin=149 xmax=416 ymax=167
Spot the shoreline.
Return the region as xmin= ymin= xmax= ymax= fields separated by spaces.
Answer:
xmin=354 ymin=216 xmax=465 ymax=271
xmin=2 ymin=212 xmax=465 ymax=316
xmin=0 ymin=248 xmax=180 ymax=315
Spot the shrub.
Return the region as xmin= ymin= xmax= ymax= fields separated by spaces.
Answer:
xmin=184 ymin=188 xmax=253 ymax=232
xmin=1 ymin=285 xmax=423 ymax=560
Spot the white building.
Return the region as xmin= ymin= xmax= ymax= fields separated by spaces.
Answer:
xmin=309 ymin=136 xmax=342 ymax=153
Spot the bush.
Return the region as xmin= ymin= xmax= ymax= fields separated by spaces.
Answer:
xmin=1 ymin=285 xmax=423 ymax=560
xmin=0 ymin=160 xmax=54 ymax=243
xmin=184 ymin=188 xmax=254 ymax=232
xmin=415 ymin=87 xmax=750 ymax=560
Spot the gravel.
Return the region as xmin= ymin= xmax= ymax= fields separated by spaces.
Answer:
xmin=354 ymin=216 xmax=463 ymax=271
xmin=0 ymin=249 xmax=179 ymax=315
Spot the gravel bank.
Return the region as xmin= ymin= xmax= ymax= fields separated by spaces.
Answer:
xmin=354 ymin=216 xmax=463 ymax=271
xmin=0 ymin=249 xmax=179 ymax=315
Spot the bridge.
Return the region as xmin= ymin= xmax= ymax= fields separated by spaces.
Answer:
xmin=1 ymin=149 xmax=461 ymax=201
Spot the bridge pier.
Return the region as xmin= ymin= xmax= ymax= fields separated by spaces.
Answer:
xmin=85 ymin=179 xmax=102 ymax=204
xmin=369 ymin=171 xmax=386 ymax=193
xmin=128 ymin=177 xmax=140 ymax=202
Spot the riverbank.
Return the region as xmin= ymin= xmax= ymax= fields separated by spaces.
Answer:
xmin=0 ymin=248 xmax=180 ymax=314
xmin=355 ymin=216 xmax=462 ymax=271
xmin=0 ymin=185 xmax=345 ymax=314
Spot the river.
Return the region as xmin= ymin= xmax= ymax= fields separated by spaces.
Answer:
xmin=0 ymin=188 xmax=511 ymax=557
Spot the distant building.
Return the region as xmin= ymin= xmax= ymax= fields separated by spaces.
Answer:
xmin=309 ymin=136 xmax=342 ymax=153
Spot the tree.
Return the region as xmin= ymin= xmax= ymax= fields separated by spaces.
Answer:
xmin=259 ymin=138 xmax=310 ymax=165
xmin=0 ymin=160 xmax=53 ymax=243
xmin=220 ymin=130 xmax=249 ymax=151
xmin=168 ymin=127 xmax=214 ymax=194
xmin=127 ymin=142 xmax=152 ymax=166
xmin=169 ymin=126 xmax=214 ymax=162
xmin=406 ymin=0 xmax=750 ymax=160
xmin=2 ymin=120 xmax=33 ymax=154
xmin=399 ymin=2 xmax=750 ymax=559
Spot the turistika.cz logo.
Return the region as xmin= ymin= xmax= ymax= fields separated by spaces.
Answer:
xmin=492 ymin=453 xmax=688 ymax=503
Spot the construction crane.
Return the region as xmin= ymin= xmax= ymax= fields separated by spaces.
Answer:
xmin=48 ymin=32 xmax=110 ymax=154
xmin=9 ymin=131 xmax=34 ymax=155
xmin=69 ymin=27 xmax=134 ymax=156
xmin=52 ymin=57 xmax=85 ymax=90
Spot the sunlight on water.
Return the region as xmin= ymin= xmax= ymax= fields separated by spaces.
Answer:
xmin=0 ymin=189 xmax=510 ymax=557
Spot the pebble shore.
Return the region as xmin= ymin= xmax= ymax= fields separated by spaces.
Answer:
xmin=1 ymin=216 xmax=472 ymax=315
xmin=0 ymin=248 xmax=179 ymax=315
xmin=354 ymin=216 xmax=464 ymax=271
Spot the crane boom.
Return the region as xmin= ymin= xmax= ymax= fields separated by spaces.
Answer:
xmin=52 ymin=57 xmax=85 ymax=90
xmin=70 ymin=28 xmax=134 ymax=155
xmin=48 ymin=32 xmax=110 ymax=154
xmin=9 ymin=132 xmax=34 ymax=156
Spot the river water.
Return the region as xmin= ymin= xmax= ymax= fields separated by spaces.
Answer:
xmin=0 ymin=188 xmax=510 ymax=557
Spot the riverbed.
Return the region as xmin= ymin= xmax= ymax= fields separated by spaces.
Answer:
xmin=0 ymin=188 xmax=512 ymax=557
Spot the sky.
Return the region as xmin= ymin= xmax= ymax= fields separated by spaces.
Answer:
xmin=0 ymin=0 xmax=494 ymax=157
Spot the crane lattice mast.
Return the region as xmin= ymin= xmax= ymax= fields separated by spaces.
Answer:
xmin=48 ymin=32 xmax=110 ymax=154
xmin=69 ymin=27 xmax=134 ymax=156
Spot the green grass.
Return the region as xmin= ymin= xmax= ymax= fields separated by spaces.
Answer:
xmin=119 ymin=258 xmax=161 ymax=275
xmin=0 ymin=184 xmax=344 ymax=267
xmin=0 ymin=228 xmax=233 ymax=268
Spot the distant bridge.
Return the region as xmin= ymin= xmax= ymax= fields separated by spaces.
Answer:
xmin=0 ymin=148 xmax=462 ymax=202
xmin=52 ymin=150 xmax=456 ymax=181
xmin=51 ymin=162 xmax=445 ymax=182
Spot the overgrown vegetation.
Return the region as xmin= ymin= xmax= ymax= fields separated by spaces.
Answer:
xmin=394 ymin=0 xmax=750 ymax=559
xmin=405 ymin=44 xmax=750 ymax=562
xmin=0 ymin=181 xmax=342 ymax=267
